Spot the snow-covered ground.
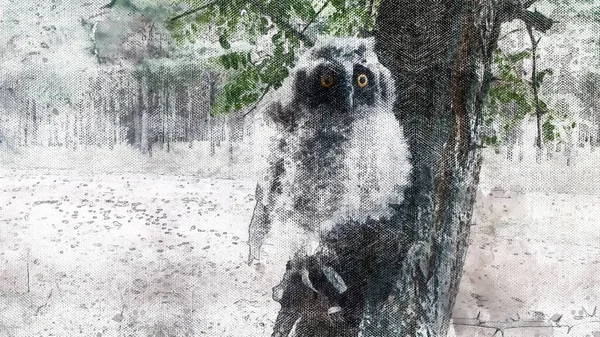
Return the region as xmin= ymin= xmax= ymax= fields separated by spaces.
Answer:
xmin=0 ymin=147 xmax=599 ymax=337
xmin=0 ymin=170 xmax=283 ymax=337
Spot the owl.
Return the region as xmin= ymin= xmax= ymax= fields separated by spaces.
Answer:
xmin=248 ymin=36 xmax=411 ymax=335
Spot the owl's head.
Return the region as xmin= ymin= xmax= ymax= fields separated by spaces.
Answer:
xmin=292 ymin=37 xmax=393 ymax=117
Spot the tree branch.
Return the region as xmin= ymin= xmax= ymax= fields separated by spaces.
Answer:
xmin=301 ymin=0 xmax=329 ymax=35
xmin=243 ymin=84 xmax=271 ymax=117
xmin=169 ymin=0 xmax=226 ymax=23
xmin=519 ymin=10 xmax=555 ymax=33
xmin=169 ymin=0 xmax=317 ymax=46
xmin=498 ymin=1 xmax=554 ymax=33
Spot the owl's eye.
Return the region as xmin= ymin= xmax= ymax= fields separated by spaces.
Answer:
xmin=356 ymin=73 xmax=368 ymax=88
xmin=320 ymin=74 xmax=335 ymax=88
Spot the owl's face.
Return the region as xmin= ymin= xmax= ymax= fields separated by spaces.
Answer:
xmin=263 ymin=37 xmax=394 ymax=135
xmin=292 ymin=38 xmax=391 ymax=119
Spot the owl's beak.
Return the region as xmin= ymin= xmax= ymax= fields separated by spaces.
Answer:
xmin=344 ymin=85 xmax=354 ymax=109
xmin=345 ymin=95 xmax=353 ymax=109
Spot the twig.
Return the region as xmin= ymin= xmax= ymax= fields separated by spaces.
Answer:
xmin=243 ymin=84 xmax=272 ymax=117
xmin=35 ymin=289 xmax=53 ymax=316
xmin=452 ymin=309 xmax=600 ymax=335
xmin=54 ymin=277 xmax=63 ymax=296
xmin=169 ymin=0 xmax=225 ymax=23
xmin=301 ymin=0 xmax=329 ymax=35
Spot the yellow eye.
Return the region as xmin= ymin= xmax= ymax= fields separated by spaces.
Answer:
xmin=357 ymin=73 xmax=368 ymax=88
xmin=320 ymin=74 xmax=334 ymax=88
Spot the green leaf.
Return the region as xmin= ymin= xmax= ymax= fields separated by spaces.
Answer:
xmin=539 ymin=100 xmax=548 ymax=114
xmin=267 ymin=0 xmax=292 ymax=21
xmin=240 ymin=53 xmax=247 ymax=68
xmin=483 ymin=135 xmax=498 ymax=146
xmin=542 ymin=119 xmax=556 ymax=142
xmin=211 ymin=65 xmax=263 ymax=115
xmin=259 ymin=16 xmax=270 ymax=34
xmin=230 ymin=53 xmax=239 ymax=70
xmin=219 ymin=35 xmax=231 ymax=50
xmin=220 ymin=54 xmax=231 ymax=69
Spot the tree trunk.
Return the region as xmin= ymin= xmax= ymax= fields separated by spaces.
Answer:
xmin=65 ymin=104 xmax=71 ymax=148
xmin=367 ymin=1 xmax=507 ymax=336
xmin=139 ymin=77 xmax=149 ymax=155
xmin=163 ymin=82 xmax=169 ymax=152
xmin=207 ymin=71 xmax=216 ymax=157
xmin=73 ymin=104 xmax=78 ymax=150
xmin=24 ymin=99 xmax=30 ymax=147
xmin=527 ymin=24 xmax=543 ymax=163
xmin=187 ymin=87 xmax=194 ymax=148
xmin=158 ymin=80 xmax=165 ymax=151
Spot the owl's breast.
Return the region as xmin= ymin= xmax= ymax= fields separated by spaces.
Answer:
xmin=259 ymin=109 xmax=411 ymax=253
xmin=282 ymin=130 xmax=351 ymax=231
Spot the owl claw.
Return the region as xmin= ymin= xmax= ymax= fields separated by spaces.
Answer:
xmin=322 ymin=265 xmax=347 ymax=294
xmin=300 ymin=266 xmax=319 ymax=293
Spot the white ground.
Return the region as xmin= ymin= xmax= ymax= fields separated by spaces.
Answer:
xmin=0 ymin=147 xmax=599 ymax=337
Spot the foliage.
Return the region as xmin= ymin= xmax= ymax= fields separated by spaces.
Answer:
xmin=485 ymin=48 xmax=532 ymax=147
xmin=485 ymin=45 xmax=562 ymax=147
xmin=164 ymin=0 xmax=379 ymax=115
xmin=488 ymin=49 xmax=533 ymax=114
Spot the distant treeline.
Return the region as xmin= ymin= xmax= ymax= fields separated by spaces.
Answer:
xmin=0 ymin=63 xmax=252 ymax=156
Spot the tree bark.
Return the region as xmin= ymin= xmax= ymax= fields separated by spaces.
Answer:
xmin=139 ymin=76 xmax=149 ymax=155
xmin=367 ymin=1 xmax=507 ymax=336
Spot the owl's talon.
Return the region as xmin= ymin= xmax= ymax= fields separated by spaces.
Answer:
xmin=322 ymin=265 xmax=347 ymax=294
xmin=300 ymin=266 xmax=318 ymax=293
xmin=327 ymin=306 xmax=342 ymax=315
xmin=327 ymin=307 xmax=345 ymax=326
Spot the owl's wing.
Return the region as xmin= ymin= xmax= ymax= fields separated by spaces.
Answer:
xmin=247 ymin=183 xmax=270 ymax=265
